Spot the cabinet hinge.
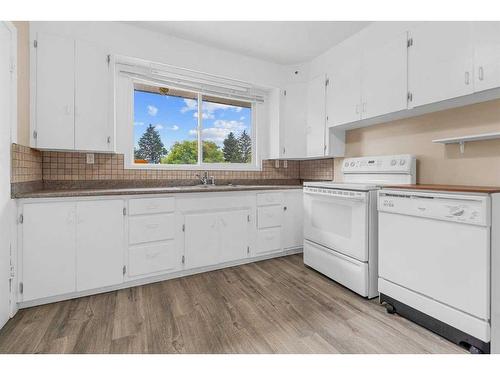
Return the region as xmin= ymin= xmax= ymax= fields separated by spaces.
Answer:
xmin=18 ymin=213 xmax=23 ymax=224
xmin=247 ymin=246 xmax=250 ymax=255
xmin=107 ymin=54 xmax=111 ymax=65
xmin=283 ymin=147 xmax=286 ymax=155
xmin=123 ymin=265 xmax=126 ymax=275
xmin=407 ymin=38 xmax=413 ymax=48
xmin=182 ymin=224 xmax=185 ymax=232
xmin=107 ymin=136 xmax=111 ymax=144
xmin=181 ymin=255 xmax=185 ymax=264
xmin=33 ymin=130 xmax=37 ymax=139
xmin=123 ymin=207 xmax=127 ymax=216
xmin=19 ymin=282 xmax=23 ymax=294
xmin=9 ymin=264 xmax=15 ymax=280
xmin=247 ymin=214 xmax=251 ymax=222
xmin=283 ymin=90 xmax=287 ymax=96
xmin=325 ymin=78 xmax=330 ymax=87
xmin=407 ymin=91 xmax=413 ymax=102
xmin=33 ymin=40 xmax=38 ymax=48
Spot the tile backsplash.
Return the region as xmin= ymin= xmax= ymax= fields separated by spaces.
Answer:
xmin=11 ymin=144 xmax=334 ymax=187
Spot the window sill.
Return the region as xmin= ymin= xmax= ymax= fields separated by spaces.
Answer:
xmin=125 ymin=162 xmax=263 ymax=172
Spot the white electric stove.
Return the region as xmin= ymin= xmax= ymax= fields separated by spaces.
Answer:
xmin=303 ymin=154 xmax=416 ymax=298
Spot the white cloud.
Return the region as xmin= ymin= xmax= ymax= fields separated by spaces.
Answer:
xmin=168 ymin=125 xmax=179 ymax=131
xmin=180 ymin=98 xmax=197 ymax=113
xmin=153 ymin=124 xmax=163 ymax=130
xmin=193 ymin=112 xmax=214 ymax=120
xmin=147 ymin=105 xmax=158 ymax=116
xmin=239 ymin=116 xmax=245 ymax=121
xmin=233 ymin=106 xmax=242 ymax=113
xmin=134 ymin=121 xmax=144 ymax=126
xmin=180 ymin=98 xmax=245 ymax=120
xmin=194 ymin=120 xmax=247 ymax=145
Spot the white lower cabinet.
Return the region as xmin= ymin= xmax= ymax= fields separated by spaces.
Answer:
xmin=18 ymin=189 xmax=303 ymax=306
xmin=184 ymin=209 xmax=251 ymax=268
xmin=22 ymin=202 xmax=77 ymax=301
xmin=76 ymin=200 xmax=124 ymax=291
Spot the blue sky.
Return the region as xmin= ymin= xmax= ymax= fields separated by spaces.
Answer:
xmin=134 ymin=90 xmax=252 ymax=151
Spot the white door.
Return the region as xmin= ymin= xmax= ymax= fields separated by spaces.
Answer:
xmin=75 ymin=40 xmax=111 ymax=152
xmin=306 ymin=75 xmax=326 ymax=157
xmin=282 ymin=82 xmax=307 ymax=158
xmin=361 ymin=32 xmax=408 ymax=119
xmin=283 ymin=190 xmax=303 ymax=249
xmin=22 ymin=202 xmax=77 ymax=301
xmin=327 ymin=49 xmax=361 ymax=126
xmin=184 ymin=212 xmax=219 ymax=269
xmin=0 ymin=22 xmax=14 ymax=329
xmin=408 ymin=22 xmax=474 ymax=107
xmin=473 ymin=22 xmax=500 ymax=93
xmin=219 ymin=209 xmax=250 ymax=263
xmin=35 ymin=32 xmax=75 ymax=149
xmin=303 ymin=190 xmax=369 ymax=262
xmin=76 ymin=200 xmax=124 ymax=291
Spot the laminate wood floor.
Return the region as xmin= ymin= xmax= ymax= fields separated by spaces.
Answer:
xmin=0 ymin=254 xmax=466 ymax=354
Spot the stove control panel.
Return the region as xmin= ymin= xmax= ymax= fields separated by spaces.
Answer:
xmin=342 ymin=154 xmax=415 ymax=174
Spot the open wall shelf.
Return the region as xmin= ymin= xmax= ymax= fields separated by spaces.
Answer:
xmin=432 ymin=131 xmax=500 ymax=153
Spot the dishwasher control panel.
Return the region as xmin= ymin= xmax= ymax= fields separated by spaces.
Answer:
xmin=378 ymin=190 xmax=490 ymax=226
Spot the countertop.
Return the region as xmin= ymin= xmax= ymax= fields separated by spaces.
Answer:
xmin=13 ymin=184 xmax=303 ymax=199
xmin=384 ymin=184 xmax=500 ymax=194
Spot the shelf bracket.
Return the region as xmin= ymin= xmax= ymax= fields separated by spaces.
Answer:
xmin=459 ymin=141 xmax=465 ymax=154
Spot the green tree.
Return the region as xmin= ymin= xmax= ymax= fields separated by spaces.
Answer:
xmin=162 ymin=140 xmax=198 ymax=164
xmin=202 ymin=141 xmax=225 ymax=163
xmin=136 ymin=124 xmax=167 ymax=164
xmin=222 ymin=132 xmax=241 ymax=163
xmin=238 ymin=130 xmax=252 ymax=163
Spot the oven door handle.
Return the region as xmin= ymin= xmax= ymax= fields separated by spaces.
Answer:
xmin=304 ymin=190 xmax=366 ymax=202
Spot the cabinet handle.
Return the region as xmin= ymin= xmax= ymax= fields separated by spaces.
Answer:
xmin=479 ymin=66 xmax=484 ymax=81
xmin=283 ymin=206 xmax=287 ymax=211
xmin=465 ymin=71 xmax=470 ymax=85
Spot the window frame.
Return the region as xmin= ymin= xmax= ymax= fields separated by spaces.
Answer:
xmin=130 ymin=79 xmax=260 ymax=171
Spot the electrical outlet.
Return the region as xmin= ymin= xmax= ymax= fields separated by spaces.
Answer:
xmin=86 ymin=153 xmax=95 ymax=164
xmin=283 ymin=160 xmax=288 ymax=169
xmin=275 ymin=160 xmax=280 ymax=168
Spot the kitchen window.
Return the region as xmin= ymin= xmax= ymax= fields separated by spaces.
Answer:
xmin=132 ymin=82 xmax=255 ymax=168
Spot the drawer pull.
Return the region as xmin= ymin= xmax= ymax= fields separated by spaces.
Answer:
xmin=146 ymin=223 xmax=160 ymax=229
xmin=146 ymin=251 xmax=161 ymax=259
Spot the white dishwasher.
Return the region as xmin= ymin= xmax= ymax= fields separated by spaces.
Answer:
xmin=378 ymin=189 xmax=491 ymax=353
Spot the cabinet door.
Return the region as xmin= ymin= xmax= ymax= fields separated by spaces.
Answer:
xmin=409 ymin=22 xmax=474 ymax=107
xmin=75 ymin=40 xmax=112 ymax=152
xmin=361 ymin=33 xmax=408 ymax=119
xmin=35 ymin=33 xmax=75 ymax=149
xmin=306 ymin=74 xmax=326 ymax=157
xmin=473 ymin=22 xmax=500 ymax=93
xmin=283 ymin=190 xmax=304 ymax=249
xmin=219 ymin=209 xmax=250 ymax=263
xmin=184 ymin=212 xmax=219 ymax=269
xmin=76 ymin=200 xmax=124 ymax=291
xmin=327 ymin=50 xmax=362 ymax=126
xmin=282 ymin=82 xmax=307 ymax=158
xmin=22 ymin=202 xmax=76 ymax=301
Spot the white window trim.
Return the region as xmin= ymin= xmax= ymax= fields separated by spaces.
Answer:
xmin=118 ymin=65 xmax=266 ymax=171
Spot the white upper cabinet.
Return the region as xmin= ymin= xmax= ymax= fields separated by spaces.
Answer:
xmin=327 ymin=49 xmax=362 ymax=126
xmin=306 ymin=74 xmax=327 ymax=158
xmin=473 ymin=22 xmax=500 ymax=93
xmin=75 ymin=40 xmax=112 ymax=151
xmin=361 ymin=32 xmax=408 ymax=119
xmin=408 ymin=22 xmax=475 ymax=107
xmin=34 ymin=33 xmax=75 ymax=150
xmin=281 ymin=82 xmax=307 ymax=158
xmin=32 ymin=32 xmax=113 ymax=152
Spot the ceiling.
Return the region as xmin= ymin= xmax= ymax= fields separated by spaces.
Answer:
xmin=127 ymin=21 xmax=371 ymax=65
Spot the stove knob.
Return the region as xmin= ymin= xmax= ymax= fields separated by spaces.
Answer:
xmin=390 ymin=159 xmax=397 ymax=166
xmin=350 ymin=162 xmax=355 ymax=167
xmin=344 ymin=162 xmax=349 ymax=167
xmin=399 ymin=159 xmax=406 ymax=166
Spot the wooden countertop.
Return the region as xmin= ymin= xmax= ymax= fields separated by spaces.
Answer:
xmin=384 ymin=184 xmax=500 ymax=194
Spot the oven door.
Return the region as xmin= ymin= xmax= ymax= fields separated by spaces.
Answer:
xmin=304 ymin=189 xmax=369 ymax=262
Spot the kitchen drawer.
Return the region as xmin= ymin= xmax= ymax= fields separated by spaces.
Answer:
xmin=257 ymin=205 xmax=283 ymax=229
xmin=257 ymin=227 xmax=282 ymax=254
xmin=128 ymin=242 xmax=178 ymax=277
xmin=303 ymin=240 xmax=369 ymax=297
xmin=128 ymin=197 xmax=175 ymax=215
xmin=129 ymin=214 xmax=174 ymax=245
xmin=257 ymin=192 xmax=283 ymax=206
